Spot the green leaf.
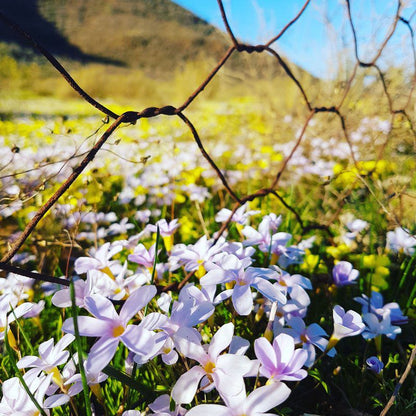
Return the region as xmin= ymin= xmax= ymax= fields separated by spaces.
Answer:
xmin=70 ymin=278 xmax=92 ymax=416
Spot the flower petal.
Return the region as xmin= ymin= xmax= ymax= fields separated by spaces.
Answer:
xmin=212 ymin=368 xmax=246 ymax=400
xmin=273 ymin=334 xmax=295 ymax=365
xmin=38 ymin=338 xmax=54 ymax=359
xmin=86 ymin=338 xmax=119 ymax=374
xmin=171 ymin=365 xmax=205 ymax=404
xmin=62 ymin=316 xmax=111 ymax=337
xmin=175 ymin=327 xmax=206 ymax=362
xmin=44 ymin=393 xmax=71 ymax=408
xmin=17 ymin=355 xmax=42 ymax=369
xmin=216 ymin=354 xmax=252 ymax=376
xmin=74 ymin=257 xmax=101 ymax=274
xmin=187 ymin=404 xmax=231 ymax=416
xmin=120 ymin=285 xmax=156 ymax=324
xmin=232 ymin=284 xmax=253 ymax=316
xmin=254 ymin=337 xmax=277 ymax=377
xmin=121 ymin=325 xmax=154 ymax=355
xmin=54 ymin=334 xmax=76 ymax=354
xmin=208 ymin=323 xmax=234 ymax=359
xmin=244 ymin=382 xmax=291 ymax=413
xmin=84 ymin=294 xmax=118 ymax=321
xmin=200 ymin=269 xmax=227 ymax=286
xmin=187 ymin=301 xmax=215 ymax=326
xmin=253 ymin=278 xmax=286 ymax=304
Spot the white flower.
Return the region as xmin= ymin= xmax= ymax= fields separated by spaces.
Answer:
xmin=171 ymin=323 xmax=253 ymax=404
xmin=386 ymin=227 xmax=416 ymax=255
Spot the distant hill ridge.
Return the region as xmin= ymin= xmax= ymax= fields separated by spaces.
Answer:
xmin=0 ymin=0 xmax=229 ymax=76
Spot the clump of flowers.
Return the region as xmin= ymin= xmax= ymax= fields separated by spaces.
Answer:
xmin=0 ymin=208 xmax=411 ymax=415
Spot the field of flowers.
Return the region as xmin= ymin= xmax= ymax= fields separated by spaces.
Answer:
xmin=0 ymin=93 xmax=414 ymax=416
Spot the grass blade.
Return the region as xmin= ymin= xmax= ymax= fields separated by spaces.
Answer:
xmin=3 ymin=315 xmax=48 ymax=416
xmin=70 ymin=278 xmax=93 ymax=416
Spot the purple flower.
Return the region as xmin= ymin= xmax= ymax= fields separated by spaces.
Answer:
xmin=170 ymin=235 xmax=227 ymax=277
xmin=148 ymin=394 xmax=186 ymax=416
xmin=355 ymin=292 xmax=408 ymax=326
xmin=0 ymin=371 xmax=53 ymax=414
xmin=147 ymin=219 xmax=180 ymax=237
xmin=327 ymin=305 xmax=365 ymax=349
xmin=366 ymin=356 xmax=384 ymax=373
xmin=277 ymin=316 xmax=335 ymax=367
xmin=332 ymin=261 xmax=359 ymax=286
xmin=17 ymin=334 xmax=75 ymax=375
xmin=136 ymin=298 xmax=214 ymax=365
xmin=128 ymin=243 xmax=157 ymax=268
xmin=347 ymin=219 xmax=369 ymax=233
xmin=254 ymin=333 xmax=308 ymax=382
xmin=147 ymin=219 xmax=180 ymax=252
xmin=0 ymin=294 xmax=34 ymax=342
xmin=361 ymin=310 xmax=401 ymax=340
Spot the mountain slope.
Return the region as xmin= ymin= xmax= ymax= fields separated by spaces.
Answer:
xmin=0 ymin=0 xmax=229 ymax=76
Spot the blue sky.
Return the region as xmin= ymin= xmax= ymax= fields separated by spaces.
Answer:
xmin=172 ymin=0 xmax=415 ymax=79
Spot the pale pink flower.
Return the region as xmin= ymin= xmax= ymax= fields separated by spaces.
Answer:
xmin=254 ymin=333 xmax=308 ymax=382
xmin=62 ymin=286 xmax=156 ymax=373
xmin=17 ymin=334 xmax=75 ymax=375
xmin=128 ymin=243 xmax=157 ymax=268
xmin=0 ymin=371 xmax=52 ymax=414
xmin=201 ymin=254 xmax=286 ymax=316
xmin=171 ymin=323 xmax=252 ymax=404
xmin=74 ymin=242 xmax=122 ymax=275
xmin=215 ymin=203 xmax=260 ymax=225
xmin=186 ymin=382 xmax=291 ymax=416
xmin=147 ymin=219 xmax=180 ymax=236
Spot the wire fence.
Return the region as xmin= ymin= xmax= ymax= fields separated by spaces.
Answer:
xmin=0 ymin=0 xmax=415 ymax=291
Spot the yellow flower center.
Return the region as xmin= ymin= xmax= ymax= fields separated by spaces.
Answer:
xmin=266 ymin=375 xmax=275 ymax=385
xmin=203 ymin=361 xmax=215 ymax=374
xmin=91 ymin=383 xmax=104 ymax=403
xmin=270 ymin=253 xmax=279 ymax=265
xmin=112 ymin=325 xmax=125 ymax=337
xmin=100 ymin=266 xmax=115 ymax=280
xmin=195 ymin=261 xmax=206 ymax=278
xmin=163 ymin=235 xmax=174 ymax=252
xmin=47 ymin=366 xmax=63 ymax=388
xmin=225 ymin=281 xmax=235 ymax=290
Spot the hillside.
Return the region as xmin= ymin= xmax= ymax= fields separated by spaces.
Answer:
xmin=0 ymin=0 xmax=315 ymax=106
xmin=0 ymin=0 xmax=229 ymax=77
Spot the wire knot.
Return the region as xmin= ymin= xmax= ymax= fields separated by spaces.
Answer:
xmin=236 ymin=43 xmax=266 ymax=53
